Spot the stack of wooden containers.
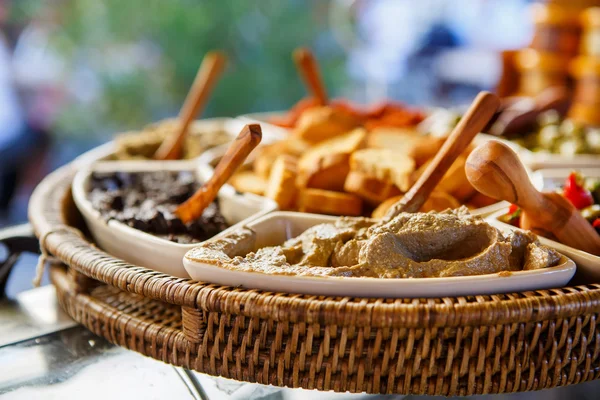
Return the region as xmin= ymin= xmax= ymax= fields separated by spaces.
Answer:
xmin=514 ymin=2 xmax=582 ymax=97
xmin=498 ymin=0 xmax=600 ymax=127
xmin=570 ymin=7 xmax=600 ymax=124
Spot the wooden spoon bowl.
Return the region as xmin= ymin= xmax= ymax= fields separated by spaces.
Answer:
xmin=466 ymin=140 xmax=600 ymax=256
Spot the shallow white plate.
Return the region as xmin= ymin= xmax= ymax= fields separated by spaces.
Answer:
xmin=72 ymin=160 xmax=278 ymax=278
xmin=183 ymin=211 xmax=576 ymax=298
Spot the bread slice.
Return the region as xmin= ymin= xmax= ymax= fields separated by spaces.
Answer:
xmin=465 ymin=191 xmax=498 ymax=208
xmin=412 ymin=155 xmax=475 ymax=202
xmin=367 ymin=128 xmax=445 ymax=167
xmin=350 ymin=148 xmax=415 ymax=192
xmin=299 ymin=188 xmax=363 ymax=216
xmin=230 ymin=171 xmax=267 ymax=196
xmin=264 ymin=155 xmax=299 ymax=210
xmin=297 ymin=128 xmax=367 ymax=190
xmin=343 ymin=170 xmax=401 ymax=205
xmin=294 ymin=106 xmax=363 ymax=143
xmin=253 ymin=139 xmax=310 ymax=179
xmin=371 ymin=191 xmax=460 ymax=219
xmin=297 ymin=153 xmax=350 ymax=191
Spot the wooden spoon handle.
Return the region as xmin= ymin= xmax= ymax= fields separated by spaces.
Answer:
xmin=384 ymin=91 xmax=500 ymax=218
xmin=293 ymin=47 xmax=328 ymax=106
xmin=536 ymin=192 xmax=600 ymax=255
xmin=175 ymin=124 xmax=262 ymax=223
xmin=491 ymin=86 xmax=571 ymax=137
xmin=155 ymin=51 xmax=227 ymax=160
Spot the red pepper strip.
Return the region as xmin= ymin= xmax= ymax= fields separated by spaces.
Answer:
xmin=563 ymin=172 xmax=594 ymax=210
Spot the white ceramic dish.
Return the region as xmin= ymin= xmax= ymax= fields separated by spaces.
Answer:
xmin=236 ymin=111 xmax=289 ymax=133
xmin=518 ymin=149 xmax=600 ymax=170
xmin=73 ymin=117 xmax=280 ymax=166
xmin=72 ymin=160 xmax=278 ymax=278
xmin=183 ymin=211 xmax=576 ymax=298
xmin=531 ymin=167 xmax=600 ymax=192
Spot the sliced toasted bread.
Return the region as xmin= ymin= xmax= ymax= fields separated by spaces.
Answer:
xmin=230 ymin=171 xmax=267 ymax=196
xmin=253 ymin=139 xmax=310 ymax=179
xmin=367 ymin=128 xmax=445 ymax=167
xmin=299 ymin=188 xmax=363 ymax=216
xmin=264 ymin=155 xmax=299 ymax=210
xmin=411 ymin=150 xmax=476 ymax=202
xmin=297 ymin=153 xmax=350 ymax=191
xmin=297 ymin=128 xmax=367 ymax=190
xmin=294 ymin=106 xmax=363 ymax=143
xmin=435 ymin=156 xmax=476 ymax=202
xmin=349 ymin=148 xmax=415 ymax=192
xmin=465 ymin=191 xmax=498 ymax=208
xmin=343 ymin=170 xmax=401 ymax=205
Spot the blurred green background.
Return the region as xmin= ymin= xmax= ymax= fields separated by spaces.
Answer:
xmin=10 ymin=0 xmax=348 ymax=137
xmin=0 ymin=0 xmax=533 ymax=225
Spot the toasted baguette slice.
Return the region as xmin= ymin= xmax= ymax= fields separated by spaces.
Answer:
xmin=412 ymin=155 xmax=475 ymax=202
xmin=297 ymin=128 xmax=367 ymax=190
xmin=298 ymin=128 xmax=367 ymax=171
xmin=465 ymin=191 xmax=498 ymax=208
xmin=343 ymin=170 xmax=401 ymax=205
xmin=264 ymin=155 xmax=298 ymax=210
xmin=253 ymin=139 xmax=310 ymax=179
xmin=371 ymin=191 xmax=460 ymax=219
xmin=299 ymin=188 xmax=363 ymax=216
xmin=298 ymin=153 xmax=350 ymax=191
xmin=367 ymin=128 xmax=445 ymax=167
xmin=230 ymin=171 xmax=267 ymax=196
xmin=294 ymin=106 xmax=363 ymax=143
xmin=350 ymin=148 xmax=415 ymax=192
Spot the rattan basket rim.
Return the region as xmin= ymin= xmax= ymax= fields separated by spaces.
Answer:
xmin=28 ymin=161 xmax=600 ymax=328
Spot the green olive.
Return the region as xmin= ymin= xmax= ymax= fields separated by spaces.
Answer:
xmin=581 ymin=204 xmax=600 ymax=222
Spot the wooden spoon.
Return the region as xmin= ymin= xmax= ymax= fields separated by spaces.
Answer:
xmin=490 ymin=86 xmax=571 ymax=138
xmin=293 ymin=47 xmax=328 ymax=106
xmin=154 ymin=51 xmax=227 ymax=160
xmin=384 ymin=91 xmax=500 ymax=219
xmin=175 ymin=124 xmax=262 ymax=223
xmin=465 ymin=140 xmax=600 ymax=256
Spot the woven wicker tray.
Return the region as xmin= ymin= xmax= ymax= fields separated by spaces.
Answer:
xmin=29 ymin=161 xmax=600 ymax=396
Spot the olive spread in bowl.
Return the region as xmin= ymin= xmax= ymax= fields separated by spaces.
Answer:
xmin=88 ymin=171 xmax=229 ymax=243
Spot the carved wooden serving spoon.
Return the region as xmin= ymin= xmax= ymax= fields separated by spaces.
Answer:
xmin=175 ymin=124 xmax=262 ymax=223
xmin=155 ymin=51 xmax=227 ymax=160
xmin=465 ymin=140 xmax=600 ymax=256
xmin=293 ymin=47 xmax=328 ymax=106
xmin=384 ymin=91 xmax=500 ymax=219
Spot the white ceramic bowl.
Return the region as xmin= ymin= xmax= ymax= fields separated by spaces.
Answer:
xmin=531 ymin=167 xmax=600 ymax=191
xmin=518 ymin=149 xmax=600 ymax=170
xmin=72 ymin=160 xmax=278 ymax=278
xmin=236 ymin=111 xmax=289 ymax=131
xmin=183 ymin=211 xmax=576 ymax=298
xmin=73 ymin=117 xmax=281 ymax=166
